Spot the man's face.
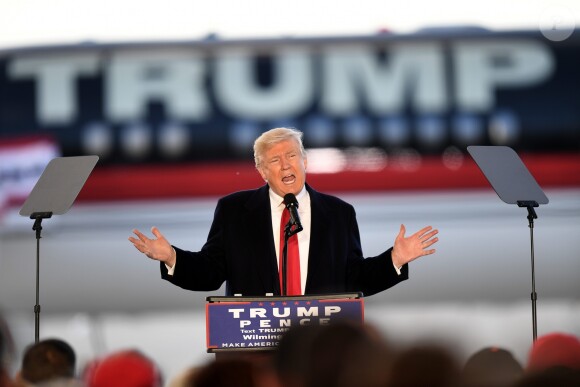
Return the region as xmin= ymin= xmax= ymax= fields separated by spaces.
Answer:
xmin=257 ymin=139 xmax=307 ymax=198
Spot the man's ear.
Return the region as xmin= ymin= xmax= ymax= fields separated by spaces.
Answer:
xmin=257 ymin=166 xmax=267 ymax=182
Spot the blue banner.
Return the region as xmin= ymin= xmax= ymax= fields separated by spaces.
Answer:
xmin=206 ymin=297 xmax=364 ymax=351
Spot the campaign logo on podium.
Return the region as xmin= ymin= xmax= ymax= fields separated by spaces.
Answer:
xmin=206 ymin=294 xmax=364 ymax=351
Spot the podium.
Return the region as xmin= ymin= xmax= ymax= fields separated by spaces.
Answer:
xmin=206 ymin=293 xmax=364 ymax=353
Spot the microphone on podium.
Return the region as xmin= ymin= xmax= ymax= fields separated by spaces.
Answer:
xmin=283 ymin=193 xmax=303 ymax=236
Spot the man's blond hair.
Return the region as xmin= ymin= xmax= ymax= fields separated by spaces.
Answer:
xmin=253 ymin=127 xmax=306 ymax=168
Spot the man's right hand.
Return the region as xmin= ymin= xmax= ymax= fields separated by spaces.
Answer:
xmin=129 ymin=227 xmax=176 ymax=267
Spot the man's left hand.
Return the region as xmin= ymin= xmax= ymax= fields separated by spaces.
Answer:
xmin=392 ymin=224 xmax=438 ymax=268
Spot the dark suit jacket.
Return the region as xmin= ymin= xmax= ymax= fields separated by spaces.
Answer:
xmin=161 ymin=184 xmax=408 ymax=297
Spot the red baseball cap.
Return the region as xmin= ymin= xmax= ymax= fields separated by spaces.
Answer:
xmin=527 ymin=332 xmax=580 ymax=372
xmin=84 ymin=349 xmax=162 ymax=387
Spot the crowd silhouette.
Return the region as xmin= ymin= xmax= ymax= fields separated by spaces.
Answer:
xmin=1 ymin=313 xmax=579 ymax=387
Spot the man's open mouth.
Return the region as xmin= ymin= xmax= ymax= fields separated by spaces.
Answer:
xmin=282 ymin=174 xmax=296 ymax=184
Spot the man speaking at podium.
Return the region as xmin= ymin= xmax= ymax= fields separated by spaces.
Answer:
xmin=129 ymin=127 xmax=438 ymax=297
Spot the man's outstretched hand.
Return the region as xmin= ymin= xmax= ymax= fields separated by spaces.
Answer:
xmin=391 ymin=225 xmax=438 ymax=269
xmin=129 ymin=227 xmax=176 ymax=267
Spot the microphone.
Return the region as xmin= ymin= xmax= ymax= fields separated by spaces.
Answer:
xmin=283 ymin=193 xmax=303 ymax=236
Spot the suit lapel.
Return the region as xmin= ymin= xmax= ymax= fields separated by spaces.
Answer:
xmin=244 ymin=185 xmax=280 ymax=294
xmin=305 ymin=184 xmax=331 ymax=293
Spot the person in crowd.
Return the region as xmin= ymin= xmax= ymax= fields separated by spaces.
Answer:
xmin=129 ymin=127 xmax=438 ymax=297
xmin=83 ymin=349 xmax=162 ymax=387
xmin=515 ymin=368 xmax=580 ymax=387
xmin=166 ymin=365 xmax=200 ymax=387
xmin=302 ymin=322 xmax=392 ymax=387
xmin=14 ymin=339 xmax=76 ymax=387
xmin=188 ymin=358 xmax=267 ymax=387
xmin=274 ymin=324 xmax=325 ymax=387
xmin=0 ymin=314 xmax=15 ymax=387
xmin=513 ymin=332 xmax=580 ymax=387
xmin=460 ymin=346 xmax=523 ymax=387
xmin=525 ymin=332 xmax=580 ymax=373
xmin=388 ymin=343 xmax=460 ymax=387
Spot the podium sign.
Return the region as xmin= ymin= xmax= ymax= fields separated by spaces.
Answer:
xmin=206 ymin=293 xmax=364 ymax=352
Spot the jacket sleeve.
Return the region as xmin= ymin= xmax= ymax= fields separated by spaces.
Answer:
xmin=345 ymin=205 xmax=409 ymax=297
xmin=160 ymin=199 xmax=227 ymax=292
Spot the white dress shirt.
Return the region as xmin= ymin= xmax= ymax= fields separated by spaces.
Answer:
xmin=269 ymin=186 xmax=311 ymax=295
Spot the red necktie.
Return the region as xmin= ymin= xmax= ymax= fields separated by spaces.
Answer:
xmin=279 ymin=207 xmax=301 ymax=295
